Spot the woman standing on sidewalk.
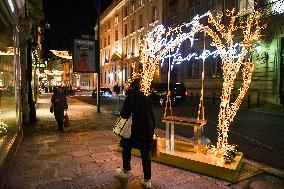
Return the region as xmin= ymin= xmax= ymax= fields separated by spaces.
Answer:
xmin=51 ymin=87 xmax=68 ymax=131
xmin=115 ymin=78 xmax=155 ymax=189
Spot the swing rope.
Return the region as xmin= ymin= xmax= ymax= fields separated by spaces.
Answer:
xmin=164 ymin=49 xmax=173 ymax=117
xmin=197 ymin=31 xmax=206 ymax=121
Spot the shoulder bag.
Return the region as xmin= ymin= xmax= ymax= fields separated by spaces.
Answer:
xmin=113 ymin=115 xmax=132 ymax=138
xmin=113 ymin=95 xmax=133 ymax=138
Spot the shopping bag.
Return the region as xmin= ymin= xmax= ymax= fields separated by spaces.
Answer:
xmin=113 ymin=116 xmax=132 ymax=138
xmin=64 ymin=113 xmax=70 ymax=127
xmin=50 ymin=104 xmax=54 ymax=113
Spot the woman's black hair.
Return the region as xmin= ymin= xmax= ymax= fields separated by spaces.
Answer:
xmin=129 ymin=78 xmax=141 ymax=92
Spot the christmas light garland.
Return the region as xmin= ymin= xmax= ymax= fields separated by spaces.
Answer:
xmin=50 ymin=50 xmax=72 ymax=59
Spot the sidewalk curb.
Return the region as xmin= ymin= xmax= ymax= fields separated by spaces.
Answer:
xmin=0 ymin=129 xmax=23 ymax=189
xmin=243 ymin=159 xmax=284 ymax=179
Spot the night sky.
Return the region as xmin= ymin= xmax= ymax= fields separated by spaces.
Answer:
xmin=43 ymin=0 xmax=113 ymax=57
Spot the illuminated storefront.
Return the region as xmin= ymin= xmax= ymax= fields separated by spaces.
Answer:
xmin=0 ymin=0 xmax=21 ymax=141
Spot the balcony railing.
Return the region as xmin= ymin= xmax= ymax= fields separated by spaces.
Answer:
xmin=257 ymin=0 xmax=284 ymax=18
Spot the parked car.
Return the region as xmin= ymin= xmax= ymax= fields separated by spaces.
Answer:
xmin=148 ymin=83 xmax=187 ymax=105
xmin=92 ymin=87 xmax=112 ymax=98
xmin=73 ymin=86 xmax=83 ymax=92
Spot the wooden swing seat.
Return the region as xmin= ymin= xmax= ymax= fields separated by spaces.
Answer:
xmin=162 ymin=116 xmax=207 ymax=152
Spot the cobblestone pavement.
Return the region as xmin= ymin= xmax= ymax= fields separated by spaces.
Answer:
xmin=2 ymin=94 xmax=284 ymax=189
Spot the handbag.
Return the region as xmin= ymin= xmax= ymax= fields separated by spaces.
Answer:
xmin=50 ymin=104 xmax=54 ymax=113
xmin=113 ymin=115 xmax=132 ymax=138
xmin=64 ymin=113 xmax=70 ymax=127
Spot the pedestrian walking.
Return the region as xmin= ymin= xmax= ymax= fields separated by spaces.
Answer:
xmin=51 ymin=87 xmax=68 ymax=131
xmin=115 ymin=78 xmax=155 ymax=189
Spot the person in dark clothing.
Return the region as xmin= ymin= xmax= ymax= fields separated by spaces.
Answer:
xmin=51 ymin=87 xmax=68 ymax=131
xmin=115 ymin=78 xmax=155 ymax=189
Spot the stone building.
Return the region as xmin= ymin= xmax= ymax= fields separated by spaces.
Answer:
xmin=95 ymin=0 xmax=163 ymax=91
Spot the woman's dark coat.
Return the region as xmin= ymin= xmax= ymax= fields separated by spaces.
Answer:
xmin=51 ymin=92 xmax=68 ymax=120
xmin=120 ymin=89 xmax=155 ymax=151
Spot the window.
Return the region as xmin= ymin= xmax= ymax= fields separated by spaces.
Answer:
xmin=108 ymin=35 xmax=110 ymax=45
xmin=169 ymin=0 xmax=178 ymax=7
xmin=104 ymin=71 xmax=107 ymax=84
xmin=239 ymin=0 xmax=254 ymax=10
xmin=115 ymin=29 xmax=118 ymax=41
xmin=131 ymin=38 xmax=135 ymax=54
xmin=104 ymin=37 xmax=107 ymax=47
xmin=152 ymin=6 xmax=158 ymax=22
xmin=105 ymin=50 xmax=108 ymax=64
xmin=131 ymin=20 xmax=135 ymax=33
xmin=139 ymin=0 xmax=144 ymax=6
xmin=169 ymin=16 xmax=178 ymax=27
xmin=108 ymin=71 xmax=111 ymax=84
xmin=188 ymin=5 xmax=199 ymax=21
xmin=139 ymin=15 xmax=143 ymax=28
xmin=108 ymin=20 xmax=111 ymax=30
xmin=131 ymin=1 xmax=135 ymax=12
xmin=115 ymin=14 xmax=119 ymax=24
xmin=124 ymin=24 xmax=128 ymax=36
xmin=124 ymin=6 xmax=128 ymax=17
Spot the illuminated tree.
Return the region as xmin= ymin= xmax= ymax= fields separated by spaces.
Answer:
xmin=140 ymin=6 xmax=265 ymax=158
xmin=199 ymin=7 xmax=265 ymax=157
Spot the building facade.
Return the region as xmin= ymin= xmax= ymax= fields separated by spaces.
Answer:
xmin=96 ymin=0 xmax=163 ymax=91
xmin=161 ymin=0 xmax=284 ymax=105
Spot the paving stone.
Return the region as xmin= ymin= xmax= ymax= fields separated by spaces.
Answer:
xmin=39 ymin=167 xmax=59 ymax=180
xmin=89 ymin=146 xmax=113 ymax=154
xmin=80 ymin=162 xmax=103 ymax=175
xmin=36 ymin=180 xmax=71 ymax=189
xmin=71 ymin=150 xmax=90 ymax=157
xmin=249 ymin=180 xmax=284 ymax=189
xmin=58 ymin=165 xmax=82 ymax=178
xmin=72 ymin=155 xmax=94 ymax=164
